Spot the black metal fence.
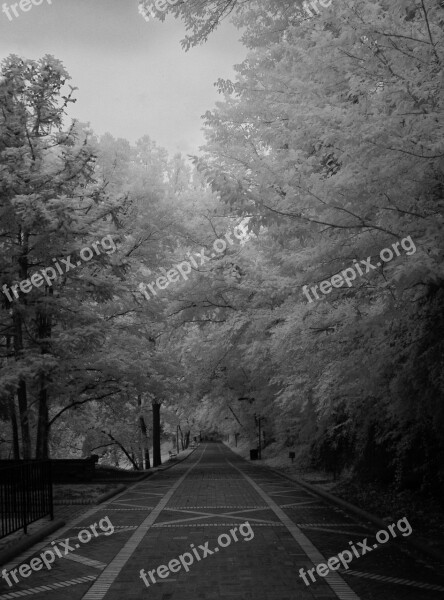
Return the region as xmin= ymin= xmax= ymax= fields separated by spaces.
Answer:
xmin=0 ymin=460 xmax=53 ymax=539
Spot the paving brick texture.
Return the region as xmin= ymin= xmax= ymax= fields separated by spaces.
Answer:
xmin=1 ymin=442 xmax=444 ymax=600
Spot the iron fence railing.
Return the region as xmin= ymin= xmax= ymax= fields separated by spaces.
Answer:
xmin=0 ymin=460 xmax=53 ymax=539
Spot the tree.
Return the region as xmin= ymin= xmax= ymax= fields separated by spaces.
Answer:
xmin=0 ymin=55 xmax=125 ymax=458
xmin=151 ymin=0 xmax=444 ymax=493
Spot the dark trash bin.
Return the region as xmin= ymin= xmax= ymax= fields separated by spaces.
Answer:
xmin=250 ymin=449 xmax=259 ymax=460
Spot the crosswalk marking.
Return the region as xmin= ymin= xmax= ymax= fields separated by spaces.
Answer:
xmin=63 ymin=554 xmax=107 ymax=570
xmin=81 ymin=448 xmax=205 ymax=600
xmin=345 ymin=570 xmax=444 ymax=592
xmin=0 ymin=576 xmax=97 ymax=600
xmin=229 ymin=460 xmax=362 ymax=600
xmin=153 ymin=522 xmax=286 ymax=527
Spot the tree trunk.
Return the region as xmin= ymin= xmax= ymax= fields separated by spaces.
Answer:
xmin=35 ymin=291 xmax=52 ymax=459
xmin=178 ymin=424 xmax=185 ymax=451
xmin=17 ymin=381 xmax=30 ymax=458
xmin=152 ymin=401 xmax=161 ymax=467
xmin=138 ymin=395 xmax=151 ymax=469
xmin=144 ymin=447 xmax=150 ymax=469
xmin=13 ymin=231 xmax=31 ymax=459
xmin=5 ymin=336 xmax=20 ymax=459
xmin=139 ymin=416 xmax=151 ymax=469
xmin=13 ymin=311 xmax=30 ymax=459
xmin=8 ymin=396 xmax=20 ymax=459
xmin=35 ymin=375 xmax=49 ymax=459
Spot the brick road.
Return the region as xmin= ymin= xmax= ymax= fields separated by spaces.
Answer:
xmin=1 ymin=443 xmax=444 ymax=600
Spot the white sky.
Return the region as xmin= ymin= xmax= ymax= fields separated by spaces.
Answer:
xmin=0 ymin=0 xmax=246 ymax=155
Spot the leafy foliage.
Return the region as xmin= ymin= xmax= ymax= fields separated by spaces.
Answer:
xmin=1 ymin=1 xmax=443 ymax=496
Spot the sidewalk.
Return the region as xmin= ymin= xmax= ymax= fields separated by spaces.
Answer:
xmin=0 ymin=449 xmax=194 ymax=566
xmin=224 ymin=441 xmax=444 ymax=561
xmin=1 ymin=443 xmax=443 ymax=600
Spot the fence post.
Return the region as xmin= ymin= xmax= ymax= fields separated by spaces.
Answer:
xmin=22 ymin=463 xmax=27 ymax=534
xmin=0 ymin=460 xmax=53 ymax=540
xmin=48 ymin=461 xmax=54 ymax=520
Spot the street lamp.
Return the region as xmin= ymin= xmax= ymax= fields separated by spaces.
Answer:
xmin=238 ymin=397 xmax=264 ymax=459
xmin=254 ymin=414 xmax=265 ymax=459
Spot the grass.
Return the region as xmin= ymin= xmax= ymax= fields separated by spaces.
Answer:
xmin=53 ymin=482 xmax=121 ymax=503
xmin=226 ymin=438 xmax=444 ymax=555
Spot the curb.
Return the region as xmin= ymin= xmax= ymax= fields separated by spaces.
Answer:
xmin=96 ymin=484 xmax=127 ymax=505
xmin=96 ymin=449 xmax=196 ymax=503
xmin=0 ymin=519 xmax=66 ymax=567
xmin=91 ymin=451 xmax=196 ymax=507
xmin=270 ymin=467 xmax=444 ymax=565
xmin=155 ymin=447 xmax=197 ymax=472
xmin=0 ymin=449 xmax=198 ymax=567
xmin=54 ymin=500 xmax=94 ymax=505
xmin=226 ymin=444 xmax=444 ymax=566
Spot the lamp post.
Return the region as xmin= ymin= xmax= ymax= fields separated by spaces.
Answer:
xmin=152 ymin=400 xmax=161 ymax=467
xmin=254 ymin=414 xmax=264 ymax=459
xmin=238 ymin=397 xmax=264 ymax=460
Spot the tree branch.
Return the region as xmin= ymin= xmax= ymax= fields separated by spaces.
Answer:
xmin=48 ymin=390 xmax=120 ymax=426
xmin=101 ymin=430 xmax=139 ymax=470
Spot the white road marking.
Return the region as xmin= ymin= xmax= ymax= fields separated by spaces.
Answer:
xmin=345 ymin=570 xmax=444 ymax=592
xmin=0 ymin=576 xmax=97 ymax=600
xmin=63 ymin=554 xmax=107 ymax=570
xmin=153 ymin=509 xmax=281 ymax=527
xmin=165 ymin=505 xmax=268 ymax=509
xmin=153 ymin=522 xmax=285 ymax=527
xmin=280 ymin=500 xmax=327 ymax=508
xmin=107 ymin=502 xmax=154 ymax=509
xmin=1 ymin=476 xmax=146 ymax=572
xmin=228 ymin=460 xmax=361 ymax=600
xmin=81 ymin=448 xmax=205 ymax=600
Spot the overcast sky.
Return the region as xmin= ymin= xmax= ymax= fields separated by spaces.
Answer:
xmin=0 ymin=0 xmax=245 ymax=155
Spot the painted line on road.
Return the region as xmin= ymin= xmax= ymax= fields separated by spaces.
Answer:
xmin=294 ymin=523 xmax=363 ymax=528
xmin=63 ymin=553 xmax=107 ymax=570
xmin=80 ymin=447 xmax=205 ymax=600
xmin=119 ymin=492 xmax=164 ymax=497
xmin=344 ymin=570 xmax=444 ymax=592
xmin=1 ymin=469 xmax=158 ymax=572
xmin=228 ymin=460 xmax=361 ymax=600
xmin=165 ymin=505 xmax=268 ymax=509
xmin=153 ymin=509 xmax=280 ymax=526
xmin=0 ymin=576 xmax=97 ymax=600
xmin=108 ymin=502 xmax=155 ymax=509
xmin=71 ymin=525 xmax=137 ymax=530
xmin=269 ymin=489 xmax=312 ymax=496
xmin=298 ymin=526 xmax=371 ymax=537
xmin=280 ymin=501 xmax=328 ymax=508
xmin=153 ymin=522 xmax=285 ymax=527
xmin=127 ymin=490 xmax=167 ymax=495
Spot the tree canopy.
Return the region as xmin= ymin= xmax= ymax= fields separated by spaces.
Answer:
xmin=1 ymin=0 xmax=443 ymax=495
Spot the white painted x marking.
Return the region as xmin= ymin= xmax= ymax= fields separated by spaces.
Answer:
xmin=155 ymin=508 xmax=280 ymax=526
